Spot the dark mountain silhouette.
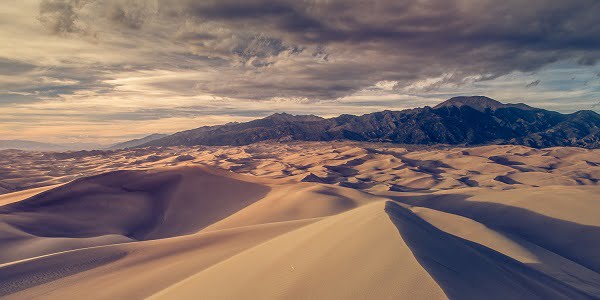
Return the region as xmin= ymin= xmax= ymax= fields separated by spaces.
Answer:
xmin=109 ymin=133 xmax=169 ymax=150
xmin=141 ymin=96 xmax=600 ymax=149
xmin=433 ymin=96 xmax=535 ymax=112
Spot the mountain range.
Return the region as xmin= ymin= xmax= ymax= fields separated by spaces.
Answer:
xmin=141 ymin=96 xmax=600 ymax=149
xmin=108 ymin=133 xmax=169 ymax=150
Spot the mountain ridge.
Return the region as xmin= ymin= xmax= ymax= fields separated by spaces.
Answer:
xmin=141 ymin=96 xmax=600 ymax=149
xmin=109 ymin=133 xmax=169 ymax=150
xmin=433 ymin=96 xmax=536 ymax=112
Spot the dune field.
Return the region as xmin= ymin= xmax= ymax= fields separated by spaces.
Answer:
xmin=0 ymin=142 xmax=599 ymax=299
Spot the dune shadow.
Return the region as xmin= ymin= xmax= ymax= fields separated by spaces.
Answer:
xmin=386 ymin=193 xmax=600 ymax=275
xmin=457 ymin=176 xmax=479 ymax=187
xmin=488 ymin=155 xmax=527 ymax=166
xmin=0 ymin=167 xmax=272 ymax=241
xmin=384 ymin=201 xmax=591 ymax=299
xmin=325 ymin=165 xmax=359 ymax=177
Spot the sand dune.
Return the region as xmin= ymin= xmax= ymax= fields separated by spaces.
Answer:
xmin=0 ymin=143 xmax=599 ymax=299
xmin=1 ymin=142 xmax=598 ymax=195
xmin=151 ymin=202 xmax=448 ymax=300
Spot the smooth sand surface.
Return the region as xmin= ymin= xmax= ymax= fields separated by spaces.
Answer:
xmin=0 ymin=142 xmax=598 ymax=299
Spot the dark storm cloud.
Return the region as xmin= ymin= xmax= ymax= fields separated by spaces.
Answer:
xmin=0 ymin=61 xmax=116 ymax=105
xmin=0 ymin=58 xmax=37 ymax=75
xmin=0 ymin=93 xmax=41 ymax=105
xmin=105 ymin=6 xmax=144 ymax=29
xmin=38 ymin=0 xmax=90 ymax=34
xmin=171 ymin=0 xmax=600 ymax=49
xmin=35 ymin=0 xmax=600 ymax=101
xmin=526 ymin=80 xmax=541 ymax=88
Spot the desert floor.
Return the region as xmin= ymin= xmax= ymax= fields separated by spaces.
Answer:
xmin=0 ymin=142 xmax=598 ymax=299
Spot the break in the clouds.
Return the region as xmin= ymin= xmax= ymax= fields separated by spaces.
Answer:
xmin=1 ymin=0 xmax=600 ymax=142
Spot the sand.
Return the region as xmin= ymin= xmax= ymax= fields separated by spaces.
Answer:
xmin=1 ymin=142 xmax=598 ymax=194
xmin=0 ymin=142 xmax=598 ymax=299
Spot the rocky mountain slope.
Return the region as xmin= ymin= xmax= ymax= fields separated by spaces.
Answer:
xmin=142 ymin=96 xmax=600 ymax=148
xmin=109 ymin=133 xmax=168 ymax=150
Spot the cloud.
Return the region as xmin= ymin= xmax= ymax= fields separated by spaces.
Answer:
xmin=526 ymin=80 xmax=541 ymax=88
xmin=1 ymin=0 xmax=599 ymax=142
xmin=28 ymin=0 xmax=599 ymax=101
xmin=38 ymin=0 xmax=90 ymax=34
xmin=0 ymin=58 xmax=37 ymax=75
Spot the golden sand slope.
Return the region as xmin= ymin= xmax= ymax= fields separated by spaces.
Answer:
xmin=0 ymin=162 xmax=598 ymax=299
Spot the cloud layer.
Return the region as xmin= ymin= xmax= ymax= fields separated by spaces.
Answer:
xmin=29 ymin=0 xmax=600 ymax=99
xmin=1 ymin=0 xmax=599 ymax=142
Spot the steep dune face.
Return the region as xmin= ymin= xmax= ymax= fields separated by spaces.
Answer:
xmin=0 ymin=166 xmax=271 ymax=263
xmin=383 ymin=187 xmax=600 ymax=273
xmin=152 ymin=202 xmax=448 ymax=300
xmin=410 ymin=206 xmax=600 ymax=296
xmin=0 ymin=151 xmax=599 ymax=299
xmin=384 ymin=202 xmax=589 ymax=300
xmin=151 ymin=201 xmax=589 ymax=300
xmin=0 ymin=167 xmax=270 ymax=240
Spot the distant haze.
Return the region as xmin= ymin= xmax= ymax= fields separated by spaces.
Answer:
xmin=0 ymin=140 xmax=105 ymax=151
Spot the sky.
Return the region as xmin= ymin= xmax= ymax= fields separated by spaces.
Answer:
xmin=1 ymin=0 xmax=599 ymax=144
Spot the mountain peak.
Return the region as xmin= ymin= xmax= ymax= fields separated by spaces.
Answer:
xmin=434 ymin=96 xmax=535 ymax=112
xmin=266 ymin=112 xmax=293 ymax=119
xmin=265 ymin=112 xmax=324 ymax=122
